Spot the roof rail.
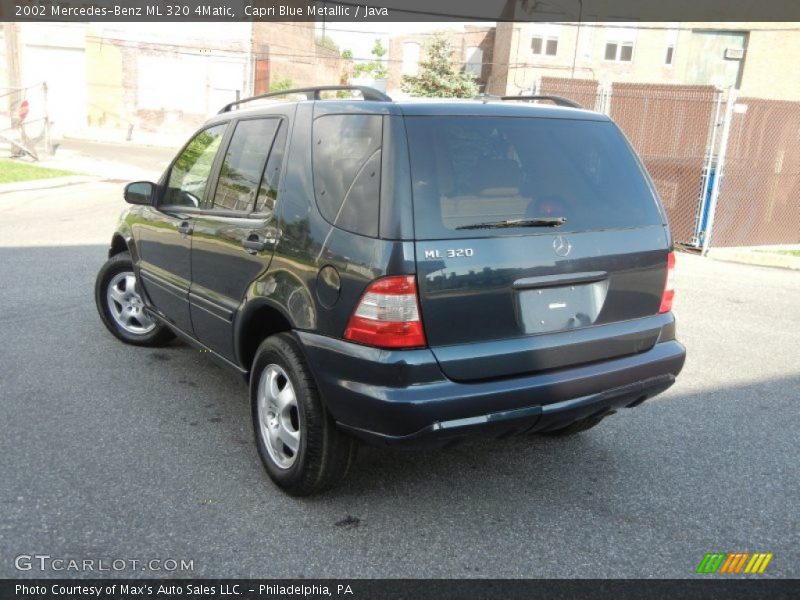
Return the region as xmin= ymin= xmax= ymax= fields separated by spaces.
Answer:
xmin=499 ymin=95 xmax=584 ymax=109
xmin=219 ymin=85 xmax=392 ymax=113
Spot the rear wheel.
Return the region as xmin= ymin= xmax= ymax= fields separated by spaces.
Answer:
xmin=251 ymin=333 xmax=357 ymax=496
xmin=95 ymin=252 xmax=174 ymax=346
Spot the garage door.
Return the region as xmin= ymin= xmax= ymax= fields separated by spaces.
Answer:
xmin=23 ymin=46 xmax=87 ymax=136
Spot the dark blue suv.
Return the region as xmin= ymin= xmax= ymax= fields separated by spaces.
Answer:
xmin=95 ymin=86 xmax=685 ymax=495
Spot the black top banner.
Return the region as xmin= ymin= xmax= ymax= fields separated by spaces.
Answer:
xmin=2 ymin=0 xmax=800 ymax=22
xmin=3 ymin=579 xmax=800 ymax=600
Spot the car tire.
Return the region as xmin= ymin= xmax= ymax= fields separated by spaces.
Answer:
xmin=95 ymin=252 xmax=175 ymax=347
xmin=251 ymin=332 xmax=357 ymax=496
xmin=538 ymin=414 xmax=608 ymax=437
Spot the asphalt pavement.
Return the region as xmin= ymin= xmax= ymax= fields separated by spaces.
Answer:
xmin=0 ymin=177 xmax=798 ymax=578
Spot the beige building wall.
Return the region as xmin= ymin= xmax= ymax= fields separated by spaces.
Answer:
xmin=492 ymin=22 xmax=800 ymax=101
xmin=738 ymin=28 xmax=800 ymax=100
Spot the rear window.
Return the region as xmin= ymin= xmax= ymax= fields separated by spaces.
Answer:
xmin=405 ymin=116 xmax=662 ymax=239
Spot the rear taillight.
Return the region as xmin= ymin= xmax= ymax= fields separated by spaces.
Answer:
xmin=344 ymin=275 xmax=426 ymax=349
xmin=659 ymin=251 xmax=676 ymax=313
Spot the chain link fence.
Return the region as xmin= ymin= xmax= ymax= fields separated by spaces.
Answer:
xmin=538 ymin=77 xmax=800 ymax=250
xmin=537 ymin=76 xmax=602 ymax=111
xmin=609 ymin=83 xmax=720 ymax=248
xmin=709 ymin=97 xmax=800 ymax=247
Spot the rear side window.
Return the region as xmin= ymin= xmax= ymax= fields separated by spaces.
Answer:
xmin=404 ymin=116 xmax=662 ymax=239
xmin=212 ymin=118 xmax=280 ymax=212
xmin=313 ymin=114 xmax=382 ymax=237
xmin=255 ymin=121 xmax=287 ymax=214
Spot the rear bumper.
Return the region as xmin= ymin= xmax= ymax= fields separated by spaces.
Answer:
xmin=297 ymin=331 xmax=686 ymax=445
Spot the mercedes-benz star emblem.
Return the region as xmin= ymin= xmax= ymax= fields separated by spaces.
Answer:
xmin=553 ymin=235 xmax=572 ymax=257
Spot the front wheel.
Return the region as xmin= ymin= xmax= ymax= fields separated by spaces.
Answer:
xmin=251 ymin=333 xmax=357 ymax=496
xmin=95 ymin=252 xmax=174 ymax=346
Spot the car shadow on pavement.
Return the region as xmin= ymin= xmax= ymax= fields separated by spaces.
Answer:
xmin=2 ymin=244 xmax=798 ymax=533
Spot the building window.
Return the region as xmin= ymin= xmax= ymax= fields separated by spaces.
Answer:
xmin=665 ymin=24 xmax=679 ymax=67
xmin=464 ymin=46 xmax=483 ymax=77
xmin=604 ymin=42 xmax=633 ymax=62
xmin=402 ymin=42 xmax=420 ymax=76
xmin=530 ymin=23 xmax=561 ymax=57
xmin=603 ymin=22 xmax=637 ymax=63
xmin=532 ymin=36 xmax=558 ymax=56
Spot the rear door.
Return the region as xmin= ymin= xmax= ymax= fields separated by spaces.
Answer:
xmin=405 ymin=114 xmax=670 ymax=381
xmin=135 ymin=123 xmax=228 ymax=333
xmin=189 ymin=115 xmax=288 ymax=362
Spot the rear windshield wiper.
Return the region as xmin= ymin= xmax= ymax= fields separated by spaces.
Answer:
xmin=455 ymin=217 xmax=567 ymax=230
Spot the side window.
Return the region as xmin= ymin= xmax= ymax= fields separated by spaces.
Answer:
xmin=163 ymin=124 xmax=226 ymax=207
xmin=255 ymin=120 xmax=287 ymax=214
xmin=212 ymin=118 xmax=280 ymax=212
xmin=312 ymin=114 xmax=382 ymax=237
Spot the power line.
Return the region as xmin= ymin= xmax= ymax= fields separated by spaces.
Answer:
xmin=312 ymin=21 xmax=800 ymax=35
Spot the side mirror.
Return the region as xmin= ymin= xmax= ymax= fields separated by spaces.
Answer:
xmin=124 ymin=181 xmax=155 ymax=205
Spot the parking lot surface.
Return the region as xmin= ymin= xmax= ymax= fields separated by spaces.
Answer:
xmin=1 ymin=181 xmax=798 ymax=578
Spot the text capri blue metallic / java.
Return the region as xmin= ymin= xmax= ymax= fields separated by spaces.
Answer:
xmin=94 ymin=86 xmax=685 ymax=495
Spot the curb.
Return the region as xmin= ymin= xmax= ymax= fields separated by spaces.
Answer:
xmin=707 ymin=248 xmax=800 ymax=271
xmin=0 ymin=176 xmax=99 ymax=194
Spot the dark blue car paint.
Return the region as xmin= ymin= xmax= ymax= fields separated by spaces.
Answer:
xmin=109 ymin=98 xmax=686 ymax=443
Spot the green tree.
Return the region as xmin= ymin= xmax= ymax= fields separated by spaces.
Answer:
xmin=352 ymin=38 xmax=388 ymax=80
xmin=372 ymin=38 xmax=387 ymax=59
xmin=401 ymin=33 xmax=478 ymax=98
xmin=269 ymin=78 xmax=293 ymax=92
xmin=315 ymin=34 xmax=339 ymax=53
xmin=341 ymin=48 xmax=353 ymax=60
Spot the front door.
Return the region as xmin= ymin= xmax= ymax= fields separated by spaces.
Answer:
xmin=134 ymin=123 xmax=228 ymax=334
xmin=189 ymin=117 xmax=287 ymax=361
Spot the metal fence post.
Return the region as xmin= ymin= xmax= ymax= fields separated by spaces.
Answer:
xmin=702 ymin=86 xmax=736 ymax=256
xmin=601 ymin=82 xmax=612 ymax=115
xmin=693 ymin=88 xmax=723 ymax=247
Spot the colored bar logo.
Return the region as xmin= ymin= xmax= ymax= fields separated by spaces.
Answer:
xmin=696 ymin=552 xmax=773 ymax=574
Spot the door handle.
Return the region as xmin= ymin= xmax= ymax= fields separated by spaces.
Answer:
xmin=178 ymin=221 xmax=193 ymax=236
xmin=243 ymin=236 xmax=268 ymax=255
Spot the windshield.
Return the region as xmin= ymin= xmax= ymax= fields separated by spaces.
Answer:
xmin=405 ymin=116 xmax=663 ymax=239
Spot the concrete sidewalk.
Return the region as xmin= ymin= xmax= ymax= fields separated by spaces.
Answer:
xmin=0 ymin=175 xmax=98 ymax=194
xmin=1 ymin=138 xmax=175 ymax=194
xmin=707 ymin=245 xmax=800 ymax=271
xmin=39 ymin=143 xmax=170 ymax=182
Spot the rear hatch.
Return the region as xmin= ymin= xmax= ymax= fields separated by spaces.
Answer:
xmin=404 ymin=112 xmax=671 ymax=381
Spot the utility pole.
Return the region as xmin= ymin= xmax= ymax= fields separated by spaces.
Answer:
xmin=570 ymin=0 xmax=584 ymax=79
xmin=3 ymin=22 xmax=23 ymax=116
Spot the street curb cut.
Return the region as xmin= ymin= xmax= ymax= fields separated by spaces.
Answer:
xmin=0 ymin=176 xmax=99 ymax=194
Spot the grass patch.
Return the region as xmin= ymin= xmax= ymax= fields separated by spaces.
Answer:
xmin=756 ymin=249 xmax=800 ymax=257
xmin=0 ymin=159 xmax=78 ymax=184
